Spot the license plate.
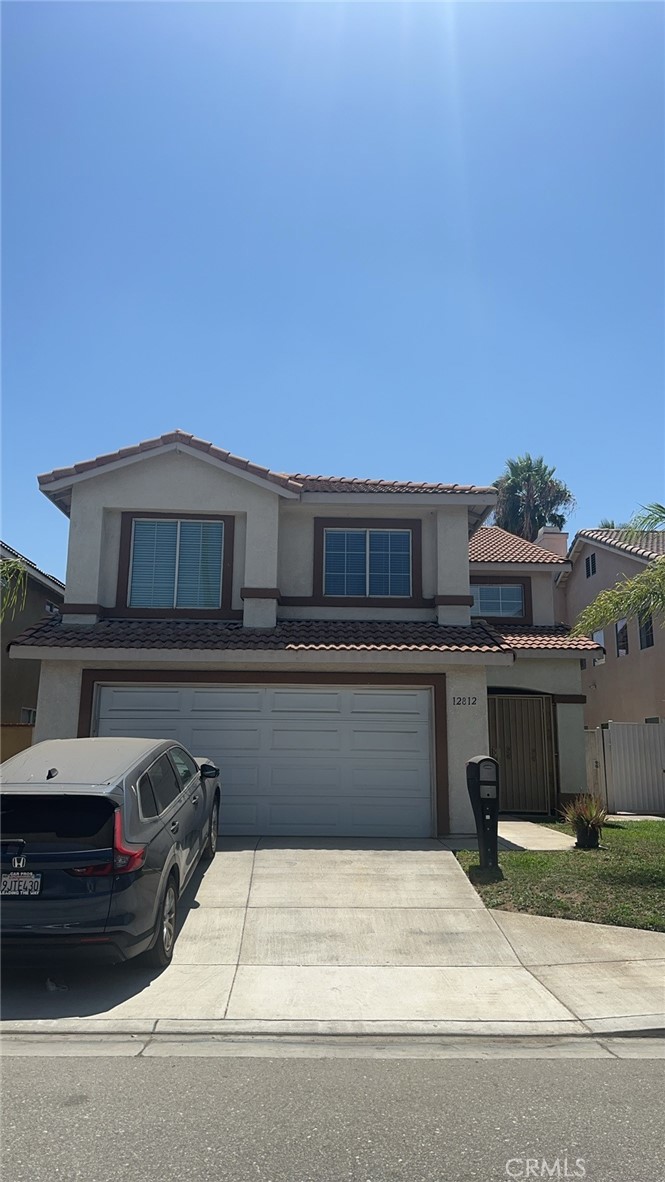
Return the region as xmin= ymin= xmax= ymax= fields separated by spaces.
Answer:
xmin=1 ymin=872 xmax=42 ymax=897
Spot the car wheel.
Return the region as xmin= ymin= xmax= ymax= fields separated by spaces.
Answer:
xmin=203 ymin=796 xmax=219 ymax=861
xmin=143 ymin=874 xmax=178 ymax=969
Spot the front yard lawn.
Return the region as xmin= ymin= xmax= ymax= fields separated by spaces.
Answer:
xmin=456 ymin=820 xmax=665 ymax=931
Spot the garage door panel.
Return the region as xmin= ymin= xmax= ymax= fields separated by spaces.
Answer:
xmin=221 ymin=801 xmax=259 ymax=828
xmin=350 ymin=692 xmax=425 ymax=715
xmin=101 ymin=688 xmax=185 ymax=714
xmin=350 ymin=726 xmax=427 ymax=753
xmin=270 ymin=764 xmax=341 ymax=791
xmin=191 ymin=689 xmax=263 ymax=713
xmin=270 ymin=727 xmax=342 ymax=752
xmin=350 ymin=764 xmax=428 ymax=794
xmin=268 ymin=690 xmax=342 ymax=715
xmin=190 ymin=724 xmax=262 ymax=753
xmin=97 ymin=684 xmax=434 ymax=837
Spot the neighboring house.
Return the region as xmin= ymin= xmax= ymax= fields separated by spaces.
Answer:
xmin=557 ymin=528 xmax=665 ymax=729
xmin=9 ymin=431 xmax=598 ymax=834
xmin=1 ymin=541 xmax=65 ymax=760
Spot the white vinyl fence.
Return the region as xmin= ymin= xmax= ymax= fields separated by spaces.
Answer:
xmin=585 ymin=721 xmax=665 ymax=814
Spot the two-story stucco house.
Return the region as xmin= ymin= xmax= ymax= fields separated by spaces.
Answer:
xmin=10 ymin=431 xmax=598 ymax=835
xmin=557 ymin=528 xmax=665 ymax=729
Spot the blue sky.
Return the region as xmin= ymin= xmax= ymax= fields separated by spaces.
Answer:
xmin=3 ymin=2 xmax=663 ymax=582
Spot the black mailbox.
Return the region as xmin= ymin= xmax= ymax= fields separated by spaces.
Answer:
xmin=466 ymin=755 xmax=500 ymax=870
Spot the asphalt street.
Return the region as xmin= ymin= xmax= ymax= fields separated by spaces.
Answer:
xmin=2 ymin=1053 xmax=664 ymax=1182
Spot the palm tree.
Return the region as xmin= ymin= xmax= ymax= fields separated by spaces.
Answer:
xmin=572 ymin=503 xmax=665 ymax=636
xmin=493 ymin=454 xmax=575 ymax=542
xmin=0 ymin=558 xmax=27 ymax=623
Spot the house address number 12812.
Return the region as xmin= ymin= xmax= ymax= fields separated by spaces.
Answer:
xmin=452 ymin=696 xmax=478 ymax=706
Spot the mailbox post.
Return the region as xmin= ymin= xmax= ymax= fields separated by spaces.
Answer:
xmin=466 ymin=756 xmax=500 ymax=870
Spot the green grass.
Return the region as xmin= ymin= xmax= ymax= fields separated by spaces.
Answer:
xmin=456 ymin=820 xmax=665 ymax=931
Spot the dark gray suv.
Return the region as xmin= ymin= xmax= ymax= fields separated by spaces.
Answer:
xmin=0 ymin=737 xmax=221 ymax=966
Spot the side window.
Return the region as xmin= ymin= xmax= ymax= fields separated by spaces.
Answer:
xmin=149 ymin=755 xmax=182 ymax=814
xmin=170 ymin=747 xmax=198 ymax=789
xmin=137 ymin=773 xmax=159 ymax=820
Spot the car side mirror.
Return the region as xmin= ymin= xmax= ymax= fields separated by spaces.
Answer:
xmin=200 ymin=764 xmax=220 ymax=779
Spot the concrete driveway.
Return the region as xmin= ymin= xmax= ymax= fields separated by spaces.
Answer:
xmin=2 ymin=839 xmax=664 ymax=1037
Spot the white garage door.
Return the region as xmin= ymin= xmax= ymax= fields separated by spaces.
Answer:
xmin=96 ymin=685 xmax=434 ymax=837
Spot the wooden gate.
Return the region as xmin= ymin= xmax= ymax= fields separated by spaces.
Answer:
xmin=488 ymin=694 xmax=555 ymax=814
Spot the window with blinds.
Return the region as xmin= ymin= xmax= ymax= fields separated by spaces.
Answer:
xmin=470 ymin=584 xmax=525 ymax=618
xmin=128 ymin=519 xmax=224 ymax=608
xmin=323 ymin=529 xmax=412 ymax=597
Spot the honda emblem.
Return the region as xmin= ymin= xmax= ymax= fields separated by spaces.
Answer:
xmin=12 ymin=856 xmax=27 ymax=870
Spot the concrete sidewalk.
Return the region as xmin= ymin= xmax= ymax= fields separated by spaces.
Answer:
xmin=1 ymin=840 xmax=663 ymax=1039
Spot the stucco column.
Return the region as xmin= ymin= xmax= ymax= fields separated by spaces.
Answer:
xmin=34 ymin=662 xmax=83 ymax=742
xmin=436 ymin=507 xmax=472 ymax=626
xmin=242 ymin=500 xmax=279 ymax=628
xmin=556 ymin=702 xmax=587 ymax=795
xmin=445 ymin=665 xmax=489 ymax=832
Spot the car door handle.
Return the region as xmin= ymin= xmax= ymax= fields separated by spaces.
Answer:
xmin=191 ymin=796 xmax=199 ymax=806
xmin=170 ymin=820 xmax=179 ymax=834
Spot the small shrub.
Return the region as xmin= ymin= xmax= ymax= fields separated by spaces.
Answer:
xmin=562 ymin=793 xmax=608 ymax=849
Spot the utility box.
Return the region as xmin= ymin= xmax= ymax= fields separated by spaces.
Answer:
xmin=466 ymin=756 xmax=500 ymax=870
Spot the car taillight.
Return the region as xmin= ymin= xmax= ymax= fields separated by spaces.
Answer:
xmin=113 ymin=809 xmax=146 ymax=874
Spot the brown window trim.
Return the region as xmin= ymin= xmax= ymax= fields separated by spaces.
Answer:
xmin=470 ymin=575 xmax=532 ymax=626
xmin=78 ymin=669 xmax=449 ymax=835
xmin=115 ymin=511 xmax=236 ymax=619
xmin=240 ymin=587 xmax=280 ymax=600
xmin=306 ymin=517 xmax=425 ymax=608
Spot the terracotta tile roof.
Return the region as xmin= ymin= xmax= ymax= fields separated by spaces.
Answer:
xmin=11 ymin=618 xmax=597 ymax=655
xmin=0 ymin=541 xmax=65 ymax=591
xmin=37 ymin=430 xmax=495 ymax=498
xmin=575 ymin=528 xmax=665 ymax=562
xmin=491 ymin=625 xmax=600 ymax=651
xmin=38 ymin=431 xmax=303 ymax=494
xmin=291 ymin=475 xmax=495 ymax=495
xmin=12 ymin=618 xmax=508 ymax=654
xmin=469 ymin=527 xmax=567 ymax=565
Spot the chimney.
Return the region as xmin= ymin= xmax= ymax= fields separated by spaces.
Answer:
xmin=535 ymin=526 xmax=568 ymax=558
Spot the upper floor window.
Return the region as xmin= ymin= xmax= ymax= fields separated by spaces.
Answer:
xmin=639 ymin=615 xmax=654 ymax=650
xmin=129 ymin=519 xmax=224 ymax=609
xmin=615 ymin=618 xmax=629 ymax=658
xmin=585 ymin=553 xmax=597 ymax=578
xmin=324 ymin=529 xmax=412 ymax=597
xmin=592 ymin=628 xmax=605 ymax=666
xmin=471 ymin=583 xmax=525 ymax=618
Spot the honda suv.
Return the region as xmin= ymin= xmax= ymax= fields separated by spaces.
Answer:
xmin=0 ymin=737 xmax=221 ymax=966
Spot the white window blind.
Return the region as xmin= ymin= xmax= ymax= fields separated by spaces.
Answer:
xmin=471 ymin=584 xmax=525 ymax=618
xmin=129 ymin=519 xmax=224 ymax=608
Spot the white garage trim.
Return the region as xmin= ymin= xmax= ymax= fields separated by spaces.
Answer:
xmin=94 ymin=681 xmax=439 ymax=838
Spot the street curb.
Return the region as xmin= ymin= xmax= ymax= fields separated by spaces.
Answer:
xmin=2 ymin=1021 xmax=664 ymax=1041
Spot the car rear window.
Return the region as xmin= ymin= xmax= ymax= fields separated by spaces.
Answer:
xmin=0 ymin=794 xmax=115 ymax=848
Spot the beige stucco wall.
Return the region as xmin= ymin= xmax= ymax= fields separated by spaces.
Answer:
xmin=277 ymin=504 xmax=439 ymax=602
xmin=444 ymin=666 xmax=489 ymax=832
xmin=561 ymin=541 xmax=665 ymax=726
xmin=33 ymin=662 xmax=83 ymax=743
xmin=65 ymin=450 xmax=278 ymax=611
